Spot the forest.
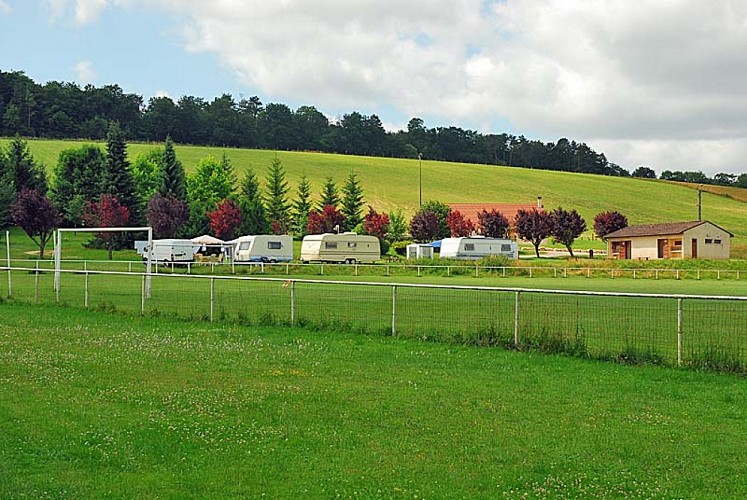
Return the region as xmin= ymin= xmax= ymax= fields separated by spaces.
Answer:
xmin=1 ymin=69 xmax=626 ymax=177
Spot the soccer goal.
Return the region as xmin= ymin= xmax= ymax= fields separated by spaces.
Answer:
xmin=54 ymin=226 xmax=153 ymax=298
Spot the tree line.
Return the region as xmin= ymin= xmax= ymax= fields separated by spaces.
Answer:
xmin=2 ymin=69 xmax=629 ymax=177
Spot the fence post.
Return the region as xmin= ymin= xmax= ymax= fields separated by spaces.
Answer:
xmin=391 ymin=285 xmax=398 ymax=337
xmin=210 ymin=277 xmax=215 ymax=323
xmin=677 ymin=298 xmax=683 ymax=366
xmin=290 ymin=280 xmax=296 ymax=325
xmin=6 ymin=230 xmax=11 ymax=298
xmin=84 ymin=271 xmax=89 ymax=308
xmin=34 ymin=261 xmax=39 ymax=305
xmin=514 ymin=291 xmax=520 ymax=347
xmin=141 ymin=274 xmax=146 ymax=315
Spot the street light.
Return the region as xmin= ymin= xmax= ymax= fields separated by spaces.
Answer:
xmin=418 ymin=152 xmax=423 ymax=207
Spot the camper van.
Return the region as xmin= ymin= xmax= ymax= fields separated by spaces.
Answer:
xmin=439 ymin=236 xmax=519 ymax=260
xmin=301 ymin=233 xmax=380 ymax=264
xmin=142 ymin=239 xmax=198 ymax=263
xmin=233 ymin=235 xmax=293 ymax=263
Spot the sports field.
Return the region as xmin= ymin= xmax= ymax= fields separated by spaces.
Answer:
xmin=1 ymin=302 xmax=746 ymax=497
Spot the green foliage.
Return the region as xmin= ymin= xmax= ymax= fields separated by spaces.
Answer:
xmin=237 ymin=168 xmax=269 ymax=235
xmin=387 ymin=208 xmax=408 ymax=242
xmin=0 ymin=149 xmax=14 ymax=229
xmin=264 ymin=157 xmax=290 ymax=232
xmin=130 ymin=149 xmax=162 ymax=205
xmin=340 ymin=171 xmax=364 ymax=231
xmin=318 ymin=176 xmax=339 ymax=210
xmin=51 ymin=144 xmax=107 ymax=226
xmin=103 ymin=122 xmax=140 ymax=223
xmin=158 ymin=136 xmax=187 ymax=201
xmin=419 ymin=200 xmax=451 ymax=239
xmin=5 ymin=135 xmax=47 ymax=194
xmin=291 ymin=174 xmax=313 ymax=237
xmin=187 ymin=156 xmax=236 ymax=236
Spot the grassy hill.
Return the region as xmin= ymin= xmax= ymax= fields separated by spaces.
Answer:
xmin=4 ymin=138 xmax=747 ymax=252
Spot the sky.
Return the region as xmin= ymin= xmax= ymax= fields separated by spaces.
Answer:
xmin=1 ymin=0 xmax=746 ymax=176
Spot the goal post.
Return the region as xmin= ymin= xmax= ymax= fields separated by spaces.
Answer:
xmin=54 ymin=226 xmax=153 ymax=298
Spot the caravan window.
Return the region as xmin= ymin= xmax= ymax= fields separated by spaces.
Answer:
xmin=501 ymin=244 xmax=511 ymax=252
xmin=238 ymin=242 xmax=251 ymax=251
xmin=267 ymin=241 xmax=282 ymax=250
xmin=347 ymin=242 xmax=357 ymax=248
xmin=325 ymin=242 xmax=338 ymax=249
xmin=464 ymin=243 xmax=475 ymax=251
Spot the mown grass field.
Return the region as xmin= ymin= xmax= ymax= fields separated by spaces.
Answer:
xmin=1 ymin=302 xmax=747 ymax=497
xmin=3 ymin=137 xmax=747 ymax=251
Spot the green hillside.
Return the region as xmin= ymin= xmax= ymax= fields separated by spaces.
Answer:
xmin=4 ymin=138 xmax=747 ymax=251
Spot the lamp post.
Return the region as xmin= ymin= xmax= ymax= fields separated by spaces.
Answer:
xmin=418 ymin=152 xmax=423 ymax=207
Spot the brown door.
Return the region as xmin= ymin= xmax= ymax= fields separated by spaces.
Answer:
xmin=657 ymin=239 xmax=669 ymax=259
xmin=691 ymin=238 xmax=698 ymax=258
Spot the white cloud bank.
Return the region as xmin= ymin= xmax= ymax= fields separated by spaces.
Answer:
xmin=0 ymin=1 xmax=11 ymax=16
xmin=46 ymin=0 xmax=747 ymax=174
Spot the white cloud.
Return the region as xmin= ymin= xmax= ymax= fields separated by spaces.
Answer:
xmin=74 ymin=60 xmax=96 ymax=83
xmin=0 ymin=1 xmax=11 ymax=15
xmin=45 ymin=0 xmax=108 ymax=25
xmin=153 ymin=89 xmax=171 ymax=99
xmin=42 ymin=0 xmax=747 ymax=173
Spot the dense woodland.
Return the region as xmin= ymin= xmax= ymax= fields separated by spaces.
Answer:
xmin=2 ymin=70 xmax=745 ymax=185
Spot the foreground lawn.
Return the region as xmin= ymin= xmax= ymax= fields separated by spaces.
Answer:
xmin=1 ymin=303 xmax=746 ymax=497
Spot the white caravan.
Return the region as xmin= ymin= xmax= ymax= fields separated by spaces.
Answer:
xmin=439 ymin=236 xmax=519 ymax=260
xmin=233 ymin=235 xmax=293 ymax=263
xmin=142 ymin=239 xmax=198 ymax=263
xmin=301 ymin=233 xmax=381 ymax=263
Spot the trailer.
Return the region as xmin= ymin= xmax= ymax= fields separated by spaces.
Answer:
xmin=301 ymin=233 xmax=380 ymax=264
xmin=233 ymin=234 xmax=293 ymax=263
xmin=439 ymin=236 xmax=518 ymax=260
xmin=142 ymin=239 xmax=198 ymax=263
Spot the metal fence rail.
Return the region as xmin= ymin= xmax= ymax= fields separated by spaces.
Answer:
xmin=2 ymin=266 xmax=746 ymax=371
xmin=5 ymin=258 xmax=746 ymax=281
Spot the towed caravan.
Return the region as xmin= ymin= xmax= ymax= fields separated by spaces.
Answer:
xmin=301 ymin=233 xmax=380 ymax=264
xmin=141 ymin=239 xmax=198 ymax=263
xmin=439 ymin=236 xmax=518 ymax=260
xmin=233 ymin=235 xmax=293 ymax=263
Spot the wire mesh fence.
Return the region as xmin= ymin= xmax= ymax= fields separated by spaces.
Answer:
xmin=2 ymin=267 xmax=746 ymax=372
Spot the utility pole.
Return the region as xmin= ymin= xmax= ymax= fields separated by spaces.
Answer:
xmin=418 ymin=152 xmax=423 ymax=207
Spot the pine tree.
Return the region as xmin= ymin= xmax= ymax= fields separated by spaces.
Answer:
xmin=264 ymin=157 xmax=290 ymax=232
xmin=6 ymin=135 xmax=47 ymax=194
xmin=292 ymin=175 xmax=313 ymax=236
xmin=158 ymin=136 xmax=187 ymax=201
xmin=237 ymin=168 xmax=269 ymax=235
xmin=340 ymin=171 xmax=364 ymax=231
xmin=103 ymin=122 xmax=140 ymax=223
xmin=318 ymin=176 xmax=339 ymax=210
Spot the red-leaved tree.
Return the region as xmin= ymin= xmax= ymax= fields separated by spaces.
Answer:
xmin=409 ymin=210 xmax=440 ymax=243
xmin=208 ymin=199 xmax=242 ymax=240
xmin=82 ymin=194 xmax=131 ymax=260
xmin=147 ymin=193 xmax=189 ymax=239
xmin=11 ymin=189 xmax=61 ymax=259
xmin=446 ymin=210 xmax=474 ymax=237
xmin=550 ymin=207 xmax=586 ymax=258
xmin=363 ymin=206 xmax=391 ymax=252
xmin=477 ymin=209 xmax=510 ymax=238
xmin=514 ymin=209 xmax=552 ymax=258
xmin=593 ymin=210 xmax=628 ymax=238
xmin=306 ymin=205 xmax=345 ymax=234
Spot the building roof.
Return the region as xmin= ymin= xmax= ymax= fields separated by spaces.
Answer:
xmin=448 ymin=203 xmax=541 ymax=226
xmin=604 ymin=221 xmax=733 ymax=239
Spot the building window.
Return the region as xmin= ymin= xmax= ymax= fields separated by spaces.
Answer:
xmin=714 ymin=239 xmax=722 ymax=244
xmin=705 ymin=239 xmax=713 ymax=244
